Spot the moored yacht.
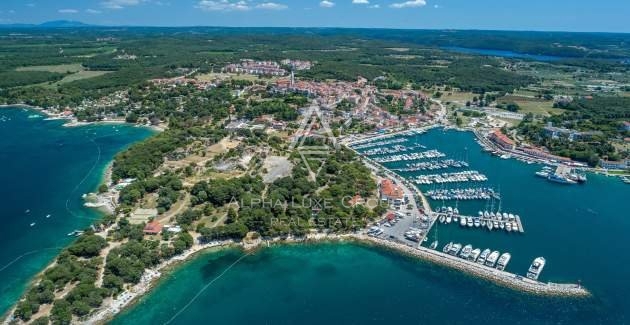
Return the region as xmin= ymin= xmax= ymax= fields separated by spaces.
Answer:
xmin=460 ymin=217 xmax=467 ymax=227
xmin=485 ymin=251 xmax=500 ymax=267
xmin=459 ymin=244 xmax=473 ymax=259
xmin=477 ymin=249 xmax=491 ymax=265
xmin=466 ymin=217 xmax=474 ymax=227
xmin=527 ymin=257 xmax=546 ymax=280
xmin=449 ymin=243 xmax=462 ymax=256
xmin=474 ymin=218 xmax=480 ymax=227
xmin=496 ymin=253 xmax=511 ymax=271
xmin=443 ymin=242 xmax=453 ymax=253
xmin=469 ymin=248 xmax=481 ymax=262
xmin=446 ymin=215 xmax=452 ymax=223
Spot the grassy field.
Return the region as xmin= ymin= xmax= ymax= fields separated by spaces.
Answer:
xmin=16 ymin=64 xmax=111 ymax=88
xmin=499 ymin=95 xmax=564 ymax=116
xmin=440 ymin=91 xmax=475 ymax=104
xmin=57 ymin=70 xmax=111 ymax=84
xmin=16 ymin=63 xmax=83 ymax=73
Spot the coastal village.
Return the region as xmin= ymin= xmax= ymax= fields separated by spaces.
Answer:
xmin=5 ymin=53 xmax=629 ymax=324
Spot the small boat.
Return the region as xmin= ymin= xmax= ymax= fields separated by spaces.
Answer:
xmin=45 ymin=214 xmax=51 ymax=218
xmin=439 ymin=215 xmax=446 ymax=223
xmin=499 ymin=222 xmax=505 ymax=230
xmin=25 ymin=209 xmax=30 ymax=214
xmin=446 ymin=215 xmax=452 ymax=224
xmin=506 ymin=223 xmax=512 ymax=232
xmin=487 ymin=222 xmax=493 ymax=231
xmin=477 ymin=249 xmax=491 ymax=265
xmin=460 ymin=217 xmax=467 ymax=227
xmin=474 ymin=218 xmax=481 ymax=227
xmin=430 ymin=241 xmax=439 ymax=249
xmin=466 ymin=217 xmax=473 ymax=227
xmin=481 ymin=219 xmax=486 ymax=227
xmin=526 ymin=257 xmax=546 ymax=280
xmin=29 ymin=222 xmax=36 ymax=227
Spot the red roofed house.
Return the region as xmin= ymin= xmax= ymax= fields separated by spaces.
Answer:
xmin=380 ymin=179 xmax=404 ymax=205
xmin=144 ymin=221 xmax=163 ymax=235
xmin=348 ymin=194 xmax=365 ymax=207
xmin=488 ymin=129 xmax=515 ymax=150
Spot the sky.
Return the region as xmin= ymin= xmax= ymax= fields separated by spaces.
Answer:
xmin=0 ymin=0 xmax=629 ymax=33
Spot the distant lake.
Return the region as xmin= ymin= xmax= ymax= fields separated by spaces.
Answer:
xmin=442 ymin=46 xmax=564 ymax=62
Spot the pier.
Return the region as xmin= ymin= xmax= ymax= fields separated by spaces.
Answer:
xmin=359 ymin=235 xmax=588 ymax=297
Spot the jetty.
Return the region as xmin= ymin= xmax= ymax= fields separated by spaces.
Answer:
xmin=359 ymin=235 xmax=588 ymax=297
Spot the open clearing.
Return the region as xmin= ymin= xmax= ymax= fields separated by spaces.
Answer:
xmin=16 ymin=63 xmax=83 ymax=73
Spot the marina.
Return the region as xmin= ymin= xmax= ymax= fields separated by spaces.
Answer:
xmin=390 ymin=159 xmax=469 ymax=172
xmin=359 ymin=143 xmax=426 ymax=156
xmin=413 ymin=170 xmax=488 ymax=185
xmin=369 ymin=149 xmax=446 ymax=163
xmin=435 ymin=208 xmax=525 ymax=233
xmin=345 ymin=127 xmax=595 ymax=297
xmin=425 ymin=187 xmax=499 ymax=201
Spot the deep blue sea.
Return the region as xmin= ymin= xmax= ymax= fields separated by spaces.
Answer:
xmin=0 ymin=107 xmax=153 ymax=315
xmin=113 ymin=128 xmax=630 ymax=324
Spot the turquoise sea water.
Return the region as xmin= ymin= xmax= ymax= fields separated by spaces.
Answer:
xmin=0 ymin=107 xmax=153 ymax=315
xmin=114 ymin=128 xmax=630 ymax=324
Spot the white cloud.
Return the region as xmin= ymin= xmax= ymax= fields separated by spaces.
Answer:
xmin=196 ymin=0 xmax=251 ymax=11
xmin=101 ymin=0 xmax=143 ymax=10
xmin=368 ymin=4 xmax=380 ymax=8
xmin=390 ymin=0 xmax=426 ymax=8
xmin=58 ymin=9 xmax=79 ymax=14
xmin=26 ymin=3 xmax=36 ymax=7
xmin=433 ymin=4 xmax=440 ymax=8
xmin=256 ymin=2 xmax=288 ymax=10
xmin=320 ymin=0 xmax=335 ymax=8
xmin=352 ymin=0 xmax=369 ymax=4
xmin=86 ymin=9 xmax=103 ymax=14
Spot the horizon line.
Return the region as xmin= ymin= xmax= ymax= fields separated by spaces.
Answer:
xmin=1 ymin=21 xmax=629 ymax=35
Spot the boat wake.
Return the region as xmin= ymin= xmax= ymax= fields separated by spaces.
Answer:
xmin=65 ymin=136 xmax=102 ymax=220
xmin=163 ymin=252 xmax=252 ymax=325
xmin=0 ymin=246 xmax=64 ymax=273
